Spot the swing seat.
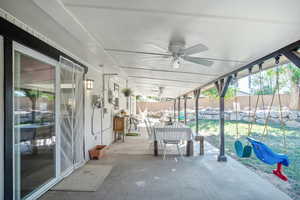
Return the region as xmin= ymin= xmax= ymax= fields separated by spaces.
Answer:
xmin=234 ymin=140 xmax=252 ymax=158
xmin=247 ymin=137 xmax=289 ymax=181
xmin=246 ymin=137 xmax=289 ymax=166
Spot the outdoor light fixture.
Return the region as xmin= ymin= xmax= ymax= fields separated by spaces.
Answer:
xmin=86 ymin=79 xmax=94 ymax=90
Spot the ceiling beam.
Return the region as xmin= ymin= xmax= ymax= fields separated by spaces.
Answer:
xmin=121 ymin=66 xmax=217 ymax=77
xmin=128 ymin=75 xmax=204 ymax=84
xmin=133 ymin=83 xmax=193 ymax=89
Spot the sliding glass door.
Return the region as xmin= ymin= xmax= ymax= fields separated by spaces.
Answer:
xmin=13 ymin=43 xmax=57 ymax=199
xmin=11 ymin=43 xmax=85 ymax=200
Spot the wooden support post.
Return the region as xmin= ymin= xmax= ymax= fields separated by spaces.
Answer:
xmin=177 ymin=97 xmax=181 ymax=122
xmin=184 ymin=95 xmax=187 ymax=125
xmin=215 ymin=76 xmax=232 ymax=162
xmin=193 ymin=89 xmax=200 ymax=136
xmin=154 ymin=140 xmax=158 ymax=156
xmin=173 ymin=99 xmax=176 ymax=121
xmin=193 ymin=89 xmax=204 ymax=155
xmin=199 ymin=136 xmax=204 ymax=155
xmin=186 ymin=140 xmax=193 ymax=156
xmin=218 ymin=96 xmax=226 ymax=161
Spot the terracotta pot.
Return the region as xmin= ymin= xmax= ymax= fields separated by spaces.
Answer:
xmin=89 ymin=145 xmax=108 ymax=160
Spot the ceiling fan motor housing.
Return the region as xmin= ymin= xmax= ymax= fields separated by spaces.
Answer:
xmin=168 ymin=41 xmax=185 ymax=55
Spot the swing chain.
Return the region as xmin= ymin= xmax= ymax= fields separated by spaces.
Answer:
xmin=275 ymin=56 xmax=287 ymax=149
xmin=247 ymin=66 xmax=261 ymax=137
xmin=234 ymin=73 xmax=239 ymax=139
xmin=247 ymin=67 xmax=252 ymax=136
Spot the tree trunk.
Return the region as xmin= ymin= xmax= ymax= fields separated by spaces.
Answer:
xmin=289 ymin=83 xmax=300 ymax=110
xmin=31 ymin=97 xmax=37 ymax=123
xmin=288 ymin=69 xmax=300 ymax=110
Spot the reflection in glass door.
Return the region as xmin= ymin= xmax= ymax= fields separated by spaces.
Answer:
xmin=13 ymin=44 xmax=57 ymax=199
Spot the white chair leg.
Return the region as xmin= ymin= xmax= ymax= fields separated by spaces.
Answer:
xmin=177 ymin=144 xmax=184 ymax=158
xmin=163 ymin=143 xmax=167 ymax=160
xmin=159 ymin=141 xmax=164 ymax=149
xmin=180 ymin=146 xmax=184 ymax=158
xmin=176 ymin=144 xmax=180 ymax=156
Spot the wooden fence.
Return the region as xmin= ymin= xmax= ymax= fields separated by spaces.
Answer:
xmin=137 ymin=94 xmax=291 ymax=113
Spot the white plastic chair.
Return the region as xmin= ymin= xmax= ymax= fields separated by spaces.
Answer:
xmin=162 ymin=139 xmax=185 ymax=160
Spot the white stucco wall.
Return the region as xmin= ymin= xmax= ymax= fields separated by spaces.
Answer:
xmin=84 ymin=67 xmax=128 ymax=158
xmin=0 ymin=36 xmax=4 ymax=200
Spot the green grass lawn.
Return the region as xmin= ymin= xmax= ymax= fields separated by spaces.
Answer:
xmin=189 ymin=119 xmax=300 ymax=199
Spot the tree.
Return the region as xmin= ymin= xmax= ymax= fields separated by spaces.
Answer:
xmin=286 ymin=64 xmax=300 ymax=110
xmin=202 ymin=86 xmax=235 ymax=99
xmin=250 ymin=63 xmax=300 ymax=110
xmin=22 ymin=89 xmax=41 ymax=123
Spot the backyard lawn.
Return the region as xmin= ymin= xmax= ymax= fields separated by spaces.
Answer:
xmin=189 ymin=119 xmax=300 ymax=200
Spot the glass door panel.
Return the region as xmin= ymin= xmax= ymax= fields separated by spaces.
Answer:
xmin=59 ymin=58 xmax=74 ymax=175
xmin=73 ymin=65 xmax=84 ymax=166
xmin=59 ymin=58 xmax=85 ymax=173
xmin=13 ymin=49 xmax=56 ymax=199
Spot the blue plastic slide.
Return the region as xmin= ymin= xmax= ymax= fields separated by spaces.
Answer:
xmin=246 ymin=137 xmax=289 ymax=167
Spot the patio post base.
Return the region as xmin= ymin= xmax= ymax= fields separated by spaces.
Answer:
xmin=217 ymin=155 xmax=227 ymax=162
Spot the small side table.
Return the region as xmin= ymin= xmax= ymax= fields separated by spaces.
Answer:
xmin=113 ymin=116 xmax=127 ymax=142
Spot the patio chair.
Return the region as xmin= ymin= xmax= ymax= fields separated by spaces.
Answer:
xmin=162 ymin=139 xmax=184 ymax=160
xmin=144 ymin=119 xmax=156 ymax=150
xmin=144 ymin=119 xmax=152 ymax=139
xmin=146 ymin=118 xmax=166 ymax=150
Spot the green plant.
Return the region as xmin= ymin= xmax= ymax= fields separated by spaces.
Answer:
xmin=202 ymin=87 xmax=235 ymax=99
xmin=121 ymin=88 xmax=133 ymax=97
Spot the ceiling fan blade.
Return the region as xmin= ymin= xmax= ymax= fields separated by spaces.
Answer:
xmin=104 ymin=48 xmax=171 ymax=57
xmin=145 ymin=43 xmax=168 ymax=53
xmin=181 ymin=44 xmax=208 ymax=55
xmin=183 ymin=56 xmax=214 ymax=67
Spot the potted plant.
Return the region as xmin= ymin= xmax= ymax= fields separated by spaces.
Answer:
xmin=121 ymin=88 xmax=133 ymax=110
xmin=121 ymin=88 xmax=133 ymax=97
xmin=89 ymin=145 xmax=108 ymax=160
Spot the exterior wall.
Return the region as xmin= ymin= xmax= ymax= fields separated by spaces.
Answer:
xmin=85 ymin=68 xmax=128 ymax=158
xmin=0 ymin=6 xmax=129 ymax=198
xmin=0 ymin=35 xmax=4 ymax=200
xmin=84 ymin=67 xmax=103 ymax=159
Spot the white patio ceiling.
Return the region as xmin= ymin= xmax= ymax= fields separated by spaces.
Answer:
xmin=9 ymin=0 xmax=300 ymax=97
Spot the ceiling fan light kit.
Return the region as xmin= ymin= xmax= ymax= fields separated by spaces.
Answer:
xmin=171 ymin=57 xmax=181 ymax=68
xmin=164 ymin=41 xmax=213 ymax=68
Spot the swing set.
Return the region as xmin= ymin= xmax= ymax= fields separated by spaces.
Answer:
xmin=233 ymin=56 xmax=290 ymax=181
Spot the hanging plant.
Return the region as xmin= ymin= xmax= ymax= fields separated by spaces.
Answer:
xmin=121 ymin=88 xmax=133 ymax=97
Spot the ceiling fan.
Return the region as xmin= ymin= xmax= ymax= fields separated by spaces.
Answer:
xmin=165 ymin=41 xmax=213 ymax=68
xmin=151 ymin=86 xmax=165 ymax=97
xmin=105 ymin=41 xmax=214 ymax=69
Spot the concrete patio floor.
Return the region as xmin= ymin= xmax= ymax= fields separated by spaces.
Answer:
xmin=39 ymin=130 xmax=292 ymax=200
